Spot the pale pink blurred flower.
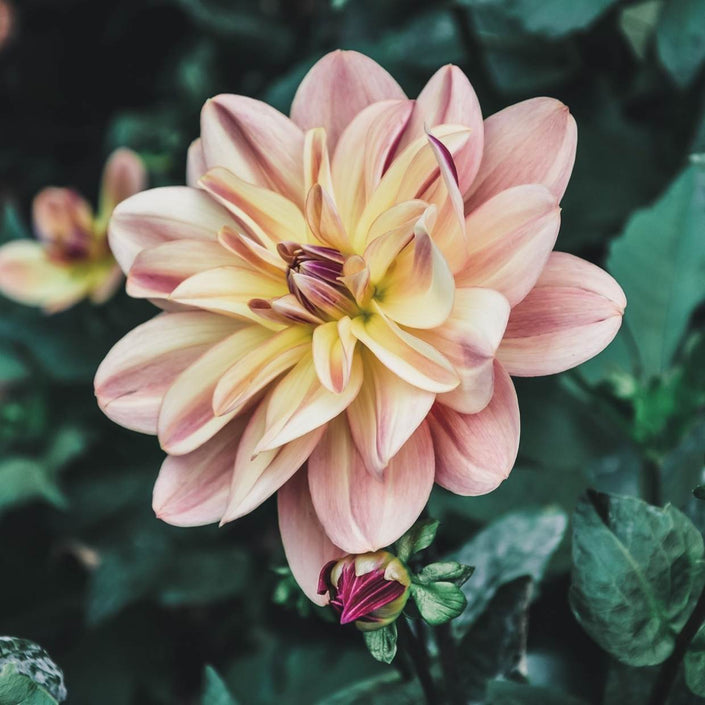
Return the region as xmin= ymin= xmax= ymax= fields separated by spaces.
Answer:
xmin=0 ymin=149 xmax=146 ymax=313
xmin=94 ymin=51 xmax=625 ymax=602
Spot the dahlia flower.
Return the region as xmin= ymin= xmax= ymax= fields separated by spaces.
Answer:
xmin=94 ymin=51 xmax=625 ymax=603
xmin=0 ymin=148 xmax=146 ymax=313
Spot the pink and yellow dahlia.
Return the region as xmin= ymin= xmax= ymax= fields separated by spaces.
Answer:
xmin=94 ymin=51 xmax=625 ymax=602
xmin=0 ymin=148 xmax=146 ymax=313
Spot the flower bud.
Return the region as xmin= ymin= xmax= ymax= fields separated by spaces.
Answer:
xmin=318 ymin=551 xmax=411 ymax=631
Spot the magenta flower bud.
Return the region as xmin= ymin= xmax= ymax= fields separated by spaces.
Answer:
xmin=318 ymin=551 xmax=411 ymax=631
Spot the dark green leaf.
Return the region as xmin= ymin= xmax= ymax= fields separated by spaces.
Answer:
xmin=362 ymin=624 xmax=397 ymax=664
xmin=570 ymin=492 xmax=705 ymax=666
xmin=608 ymin=158 xmax=705 ymax=379
xmin=202 ymin=666 xmax=239 ymax=705
xmin=0 ymin=638 xmax=65 ymax=703
xmin=486 ymin=680 xmax=590 ymax=705
xmin=0 ymin=458 xmax=66 ymax=515
xmin=415 ymin=562 xmax=474 ymax=586
xmin=453 ymin=507 xmax=567 ymax=635
xmin=395 ymin=518 xmax=439 ymax=562
xmin=694 ymin=486 xmax=705 ymax=501
xmin=0 ymin=665 xmax=57 ymax=705
xmin=656 ymin=0 xmax=705 ymax=86
xmin=685 ymin=622 xmax=705 ymax=696
xmin=410 ymin=581 xmax=467 ymax=626
xmin=315 ymin=672 xmax=424 ymax=705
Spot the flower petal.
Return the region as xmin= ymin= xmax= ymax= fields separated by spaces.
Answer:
xmin=308 ymin=418 xmax=435 ymax=554
xmin=305 ymin=184 xmax=349 ymax=252
xmin=456 ymin=184 xmax=561 ymax=306
xmin=127 ymin=239 xmax=239 ymax=299
xmin=95 ymin=311 xmax=240 ymax=435
xmin=312 ymin=317 xmax=357 ymax=393
xmin=465 ymin=98 xmax=577 ymax=211
xmin=109 ymin=186 xmax=235 ymax=273
xmin=399 ymin=64 xmax=484 ymax=194
xmin=291 ymin=50 xmax=405 ymax=150
xmin=213 ymin=325 xmax=312 ymax=415
xmin=98 ymin=148 xmax=147 ymax=219
xmin=278 ymin=469 xmax=344 ymax=605
xmin=350 ymin=311 xmax=458 ymax=392
xmin=346 ymin=352 xmax=435 ymax=476
xmin=419 ymin=287 xmax=510 ymax=414
xmin=153 ymin=417 xmax=247 ymax=526
xmin=220 ymin=397 xmax=325 ymax=523
xmin=186 ymin=138 xmax=207 ymax=187
xmin=0 ymin=240 xmax=92 ymax=313
xmin=254 ymin=352 xmax=363 ymax=453
xmin=200 ymin=94 xmax=304 ymax=204
xmin=32 ymin=187 xmax=94 ymax=255
xmin=497 ymin=252 xmax=626 ymax=376
xmin=199 ymin=167 xmax=307 ymax=246
xmin=429 ymin=361 xmax=519 ymax=495
xmin=158 ymin=325 xmax=272 ymax=454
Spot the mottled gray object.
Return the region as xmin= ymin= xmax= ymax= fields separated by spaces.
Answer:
xmin=0 ymin=637 xmax=67 ymax=702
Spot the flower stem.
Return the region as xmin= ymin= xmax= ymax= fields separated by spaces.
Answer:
xmin=397 ymin=617 xmax=439 ymax=705
xmin=647 ymin=583 xmax=705 ymax=705
xmin=435 ymin=622 xmax=464 ymax=705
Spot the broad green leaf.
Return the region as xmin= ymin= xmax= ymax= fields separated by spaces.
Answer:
xmin=315 ymin=672 xmax=423 ymax=705
xmin=0 ymin=637 xmax=65 ymax=703
xmin=608 ymin=159 xmax=705 ymax=379
xmin=415 ymin=562 xmax=474 ymax=586
xmin=457 ymin=577 xmax=532 ymax=700
xmin=0 ymin=458 xmax=66 ymax=515
xmin=486 ymin=680 xmax=590 ymax=705
xmin=395 ymin=519 xmax=439 ymax=562
xmin=656 ymin=0 xmax=705 ymax=86
xmin=0 ymin=665 xmax=57 ymax=705
xmin=570 ymin=492 xmax=705 ymax=666
xmin=604 ymin=661 xmax=702 ymax=705
xmin=459 ymin=0 xmax=619 ymax=37
xmin=686 ymin=623 xmax=705 ymax=696
xmin=619 ymin=1 xmax=662 ymax=59
xmin=409 ymin=581 xmax=467 ymax=626
xmin=453 ymin=507 xmax=567 ymax=635
xmin=362 ymin=624 xmax=397 ymax=664
xmin=202 ymin=666 xmax=239 ymax=705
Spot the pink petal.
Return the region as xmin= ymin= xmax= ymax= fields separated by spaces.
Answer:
xmin=497 ymin=252 xmax=626 ymax=376
xmin=346 ymin=353 xmax=435 ymax=476
xmin=429 ymin=361 xmax=519 ymax=496
xmin=220 ymin=397 xmax=325 ymax=523
xmin=153 ymin=417 xmax=247 ymax=526
xmin=465 ymin=97 xmax=577 ymax=211
xmin=291 ymin=50 xmax=406 ymax=151
xmin=109 ymin=186 xmax=236 ymax=273
xmin=456 ymin=184 xmax=561 ymax=306
xmin=308 ymin=418 xmax=435 ymax=554
xmin=127 ymin=239 xmax=240 ymax=299
xmin=278 ymin=469 xmax=344 ymax=605
xmin=32 ymin=187 xmax=94 ymax=252
xmin=200 ymin=94 xmax=304 ymax=205
xmin=157 ymin=325 xmax=272 ymax=454
xmin=186 ymin=138 xmax=207 ymax=187
xmin=400 ymin=64 xmax=484 ymax=194
xmin=99 ymin=148 xmax=147 ymax=216
xmin=95 ymin=311 xmax=239 ymax=434
xmin=419 ymin=287 xmax=510 ymax=414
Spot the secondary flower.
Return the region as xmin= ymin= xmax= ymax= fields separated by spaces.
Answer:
xmin=318 ymin=551 xmax=411 ymax=631
xmin=0 ymin=149 xmax=146 ymax=313
xmin=94 ymin=51 xmax=626 ymax=603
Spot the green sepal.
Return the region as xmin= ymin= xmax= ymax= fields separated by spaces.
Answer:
xmin=395 ymin=519 xmax=440 ymax=562
xmin=415 ymin=561 xmax=474 ymax=587
xmin=410 ymin=581 xmax=467 ymax=626
xmin=362 ymin=624 xmax=398 ymax=664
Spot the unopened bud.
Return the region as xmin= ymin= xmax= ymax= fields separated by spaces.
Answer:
xmin=318 ymin=551 xmax=411 ymax=632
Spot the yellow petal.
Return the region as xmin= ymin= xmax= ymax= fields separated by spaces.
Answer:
xmin=312 ymin=317 xmax=358 ymax=393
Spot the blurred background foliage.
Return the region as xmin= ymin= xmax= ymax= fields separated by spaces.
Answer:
xmin=1 ymin=0 xmax=705 ymax=703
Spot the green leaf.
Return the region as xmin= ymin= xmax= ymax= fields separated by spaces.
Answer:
xmin=315 ymin=672 xmax=424 ymax=705
xmin=694 ymin=486 xmax=705 ymax=501
xmin=0 ymin=458 xmax=66 ymax=515
xmin=362 ymin=624 xmax=397 ymax=664
xmin=395 ymin=518 xmax=439 ymax=562
xmin=570 ymin=492 xmax=705 ymax=666
xmin=656 ymin=0 xmax=705 ymax=86
xmin=607 ymin=159 xmax=705 ymax=379
xmin=0 ymin=637 xmax=65 ymax=703
xmin=410 ymin=581 xmax=467 ymax=626
xmin=619 ymin=0 xmax=661 ymax=59
xmin=457 ymin=577 xmax=532 ymax=700
xmin=460 ymin=0 xmax=619 ymax=38
xmin=202 ymin=666 xmax=238 ymax=705
xmin=453 ymin=507 xmax=568 ymax=635
xmin=486 ymin=680 xmax=590 ymax=705
xmin=685 ymin=622 xmax=705 ymax=696
xmin=415 ymin=562 xmax=474 ymax=586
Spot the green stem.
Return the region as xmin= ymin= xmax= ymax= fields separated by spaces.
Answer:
xmin=642 ymin=456 xmax=663 ymax=507
xmin=397 ymin=617 xmax=439 ymax=705
xmin=435 ymin=622 xmax=463 ymax=705
xmin=647 ymin=584 xmax=705 ymax=705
